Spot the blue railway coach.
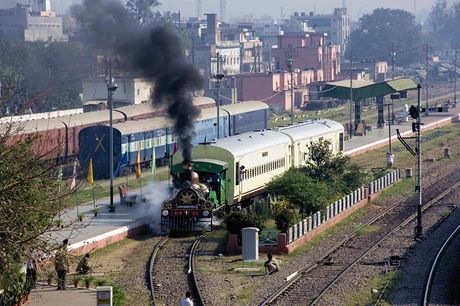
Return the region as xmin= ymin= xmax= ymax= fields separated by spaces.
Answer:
xmin=79 ymin=101 xmax=269 ymax=179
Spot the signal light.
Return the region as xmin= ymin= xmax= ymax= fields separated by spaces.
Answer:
xmin=409 ymin=105 xmax=418 ymax=119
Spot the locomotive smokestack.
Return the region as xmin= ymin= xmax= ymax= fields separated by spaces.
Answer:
xmin=72 ymin=0 xmax=202 ymax=163
xmin=182 ymin=161 xmax=193 ymax=182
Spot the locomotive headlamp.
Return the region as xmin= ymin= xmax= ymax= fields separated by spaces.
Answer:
xmin=161 ymin=210 xmax=169 ymax=217
xmin=202 ymin=210 xmax=210 ymax=217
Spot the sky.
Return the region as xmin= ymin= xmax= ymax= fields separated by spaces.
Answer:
xmin=1 ymin=0 xmax=455 ymax=21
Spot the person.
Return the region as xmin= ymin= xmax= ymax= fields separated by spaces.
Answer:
xmin=180 ymin=291 xmax=193 ymax=306
xmin=54 ymin=239 xmax=69 ymax=290
xmin=264 ymin=253 xmax=279 ymax=275
xmin=76 ymin=253 xmax=91 ymax=275
xmin=26 ymin=258 xmax=37 ymax=288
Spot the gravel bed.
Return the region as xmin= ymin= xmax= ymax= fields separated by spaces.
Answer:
xmin=185 ymin=147 xmax=460 ymax=305
xmin=317 ymin=186 xmax=460 ymax=306
xmin=152 ymin=236 xmax=197 ymax=306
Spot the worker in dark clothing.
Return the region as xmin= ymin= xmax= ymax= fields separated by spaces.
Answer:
xmin=264 ymin=253 xmax=279 ymax=275
xmin=76 ymin=253 xmax=91 ymax=275
xmin=54 ymin=239 xmax=69 ymax=290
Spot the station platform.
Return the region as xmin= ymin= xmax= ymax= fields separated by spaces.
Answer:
xmin=28 ymin=284 xmax=96 ymax=306
xmin=344 ymin=104 xmax=460 ymax=156
xmin=51 ymin=103 xmax=460 ymax=256
xmin=55 ymin=181 xmax=169 ymax=254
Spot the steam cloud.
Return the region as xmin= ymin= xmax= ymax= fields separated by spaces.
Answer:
xmin=72 ymin=0 xmax=202 ymax=162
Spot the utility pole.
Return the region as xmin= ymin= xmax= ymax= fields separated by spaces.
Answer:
xmin=454 ymin=49 xmax=458 ymax=105
xmin=384 ymin=103 xmax=394 ymax=168
xmin=107 ymin=58 xmax=118 ymax=208
xmin=212 ymin=52 xmax=225 ymax=139
xmin=391 ymin=44 xmax=396 ymax=80
xmin=425 ymin=44 xmax=429 ymax=114
xmin=286 ymin=58 xmax=294 ymax=124
xmin=349 ymin=51 xmax=353 ymax=138
xmin=415 ymin=83 xmax=423 ymax=236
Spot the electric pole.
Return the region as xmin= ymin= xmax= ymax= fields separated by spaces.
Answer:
xmin=425 ymin=44 xmax=429 ymax=114
xmin=107 ymin=58 xmax=118 ymax=208
xmin=391 ymin=44 xmax=396 ymax=80
xmin=415 ymin=83 xmax=423 ymax=236
xmin=286 ymin=58 xmax=294 ymax=124
xmin=349 ymin=51 xmax=353 ymax=138
xmin=454 ymin=49 xmax=458 ymax=105
xmin=212 ymin=52 xmax=225 ymax=139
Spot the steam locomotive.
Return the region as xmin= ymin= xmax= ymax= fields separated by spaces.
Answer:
xmin=161 ymin=119 xmax=345 ymax=232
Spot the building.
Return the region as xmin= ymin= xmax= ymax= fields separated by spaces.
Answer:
xmin=272 ymin=32 xmax=340 ymax=81
xmin=235 ymin=70 xmax=322 ymax=111
xmin=0 ymin=4 xmax=67 ymax=42
xmin=287 ymin=8 xmax=350 ymax=57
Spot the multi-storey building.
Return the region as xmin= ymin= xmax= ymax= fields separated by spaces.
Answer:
xmin=0 ymin=3 xmax=67 ymax=42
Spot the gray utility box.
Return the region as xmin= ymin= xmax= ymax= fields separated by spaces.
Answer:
xmin=242 ymin=227 xmax=259 ymax=261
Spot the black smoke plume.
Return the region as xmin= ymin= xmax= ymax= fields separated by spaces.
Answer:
xmin=72 ymin=0 xmax=202 ymax=162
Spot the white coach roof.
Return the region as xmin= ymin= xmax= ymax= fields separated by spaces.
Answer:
xmin=207 ymin=129 xmax=290 ymax=158
xmin=277 ymin=119 xmax=344 ymax=141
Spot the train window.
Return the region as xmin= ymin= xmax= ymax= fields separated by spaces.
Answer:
xmin=262 ymin=151 xmax=268 ymax=157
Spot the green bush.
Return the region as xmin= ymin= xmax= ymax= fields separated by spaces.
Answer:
xmin=275 ymin=208 xmax=297 ymax=233
xmin=225 ymin=211 xmax=264 ymax=236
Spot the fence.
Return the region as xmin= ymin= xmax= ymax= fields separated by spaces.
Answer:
xmin=287 ymin=169 xmax=401 ymax=244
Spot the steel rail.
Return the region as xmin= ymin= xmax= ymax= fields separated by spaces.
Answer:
xmin=423 ymin=224 xmax=460 ymax=306
xmin=260 ymin=166 xmax=460 ymax=306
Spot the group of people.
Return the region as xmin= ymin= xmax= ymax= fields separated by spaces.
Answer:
xmin=54 ymin=239 xmax=91 ymax=290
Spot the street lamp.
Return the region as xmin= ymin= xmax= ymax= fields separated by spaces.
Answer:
xmin=107 ymin=59 xmax=118 ymax=208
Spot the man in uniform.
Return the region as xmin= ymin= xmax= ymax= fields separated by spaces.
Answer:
xmin=54 ymin=239 xmax=69 ymax=290
xmin=76 ymin=253 xmax=91 ymax=275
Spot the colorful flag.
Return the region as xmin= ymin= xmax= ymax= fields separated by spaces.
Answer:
xmin=172 ymin=143 xmax=178 ymax=155
xmin=56 ymin=165 xmax=63 ymax=192
xmin=151 ymin=146 xmax=156 ymax=175
xmin=87 ymin=158 xmax=94 ymax=186
xmin=135 ymin=149 xmax=142 ymax=179
xmin=70 ymin=159 xmax=77 ymax=191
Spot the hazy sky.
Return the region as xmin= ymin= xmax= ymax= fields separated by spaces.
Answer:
xmin=2 ymin=0 xmax=455 ymax=21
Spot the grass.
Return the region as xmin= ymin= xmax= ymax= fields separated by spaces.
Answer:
xmin=356 ymin=224 xmax=381 ymax=235
xmin=372 ymin=178 xmax=414 ymax=204
xmin=65 ymin=166 xmax=169 ymax=208
xmin=236 ymin=279 xmax=264 ymax=303
xmin=351 ymin=122 xmax=460 ymax=171
xmin=439 ymin=210 xmax=452 ymax=218
xmin=344 ymin=271 xmax=401 ymax=306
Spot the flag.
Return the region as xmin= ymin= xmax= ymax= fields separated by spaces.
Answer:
xmin=151 ymin=146 xmax=156 ymax=175
xmin=56 ymin=165 xmax=63 ymax=192
xmin=114 ymin=152 xmax=128 ymax=177
xmin=172 ymin=143 xmax=177 ymax=155
xmin=70 ymin=159 xmax=77 ymax=191
xmin=87 ymin=158 xmax=94 ymax=186
xmin=135 ymin=149 xmax=142 ymax=179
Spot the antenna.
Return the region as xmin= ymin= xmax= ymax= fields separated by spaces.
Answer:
xmin=196 ymin=0 xmax=202 ymax=18
xmin=220 ymin=0 xmax=226 ymax=22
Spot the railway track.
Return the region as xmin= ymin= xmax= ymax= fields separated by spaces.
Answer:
xmin=149 ymin=235 xmax=205 ymax=306
xmin=423 ymin=224 xmax=460 ymax=306
xmin=260 ymin=166 xmax=460 ymax=306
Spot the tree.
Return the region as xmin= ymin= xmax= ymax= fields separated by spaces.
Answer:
xmin=266 ymin=168 xmax=332 ymax=216
xmin=0 ymin=122 xmax=74 ymax=303
xmin=126 ymin=0 xmax=160 ymax=25
xmin=347 ymin=8 xmax=425 ymax=65
xmin=303 ymin=139 xmax=349 ymax=182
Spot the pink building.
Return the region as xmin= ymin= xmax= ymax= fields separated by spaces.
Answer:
xmin=272 ymin=33 xmax=340 ymax=81
xmin=235 ymin=70 xmax=321 ymax=111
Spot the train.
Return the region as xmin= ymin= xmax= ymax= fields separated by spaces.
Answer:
xmin=161 ymin=119 xmax=345 ymax=232
xmin=78 ymin=101 xmax=269 ymax=179
xmin=0 ymin=97 xmax=217 ymax=163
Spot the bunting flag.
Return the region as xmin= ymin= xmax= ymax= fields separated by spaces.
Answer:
xmin=70 ymin=159 xmax=77 ymax=191
xmin=114 ymin=152 xmax=128 ymax=177
xmin=151 ymin=146 xmax=156 ymax=175
xmin=87 ymin=158 xmax=94 ymax=186
xmin=56 ymin=165 xmax=63 ymax=192
xmin=135 ymin=148 xmax=142 ymax=179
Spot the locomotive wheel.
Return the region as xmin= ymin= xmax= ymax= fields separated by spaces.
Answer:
xmin=177 ymin=189 xmax=198 ymax=205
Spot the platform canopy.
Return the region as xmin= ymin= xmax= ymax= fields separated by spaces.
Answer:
xmin=320 ymin=77 xmax=418 ymax=102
